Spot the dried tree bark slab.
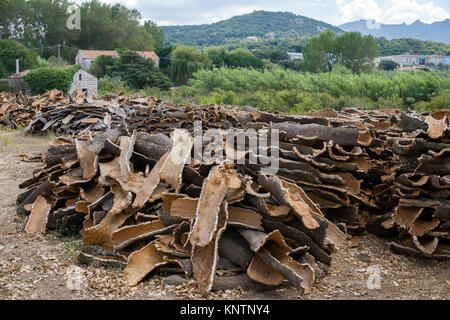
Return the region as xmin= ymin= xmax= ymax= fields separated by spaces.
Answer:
xmin=82 ymin=208 xmax=136 ymax=251
xmin=112 ymin=220 xmax=176 ymax=251
xmin=189 ymin=166 xmax=230 ymax=247
xmin=262 ymin=220 xmax=331 ymax=265
xmin=258 ymin=174 xmax=320 ymax=229
xmin=239 ymin=229 xmax=315 ymax=293
xmin=24 ymin=196 xmax=55 ymax=233
xmin=132 ymin=151 xmax=170 ymax=208
xmin=192 ymin=201 xmax=229 ymax=295
xmin=123 ymin=241 xmax=171 ymax=286
xmin=273 ymin=122 xmax=372 ymax=146
xmin=159 ymin=129 xmax=193 ymax=192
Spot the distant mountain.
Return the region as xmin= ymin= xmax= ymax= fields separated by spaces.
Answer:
xmin=161 ymin=10 xmax=342 ymax=47
xmin=339 ymin=19 xmax=450 ymax=44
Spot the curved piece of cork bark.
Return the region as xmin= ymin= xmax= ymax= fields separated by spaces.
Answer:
xmin=273 ymin=122 xmax=372 ymax=146
xmin=169 ymin=197 xmax=263 ymax=230
xmin=80 ymin=186 xmax=105 ymax=203
xmin=117 ymin=131 xmax=137 ymax=184
xmin=409 ymin=216 xmax=440 ymax=237
xmin=112 ymin=220 xmax=176 ymax=251
xmin=123 ymin=240 xmax=169 ymax=286
xmin=159 ymin=129 xmax=193 ymax=192
xmin=25 ymin=196 xmax=55 ymax=233
xmin=393 ymin=206 xmax=423 ymax=230
xmin=192 ymin=201 xmax=229 ymax=296
xmin=76 ymin=139 xmax=98 ymax=180
xmin=412 ymin=236 xmax=439 ymax=255
xmin=258 ymin=174 xmax=320 ymax=229
xmin=82 ymin=208 xmax=136 ymax=251
xmin=239 ymin=229 xmax=315 ymax=293
xmin=132 ymin=151 xmax=170 ymax=208
xmin=109 ymin=184 xmax=132 ymax=215
xmin=425 ymin=115 xmax=446 ymax=139
xmin=189 ymin=166 xmax=229 ymax=247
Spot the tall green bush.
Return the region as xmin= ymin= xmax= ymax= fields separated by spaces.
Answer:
xmin=24 ymin=65 xmax=81 ymax=95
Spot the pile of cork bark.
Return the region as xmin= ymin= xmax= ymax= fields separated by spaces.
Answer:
xmin=0 ymin=91 xmax=37 ymax=128
xmin=14 ymin=94 xmax=450 ymax=295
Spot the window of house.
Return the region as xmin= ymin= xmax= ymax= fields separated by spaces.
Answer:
xmin=79 ymin=74 xmax=82 ymax=81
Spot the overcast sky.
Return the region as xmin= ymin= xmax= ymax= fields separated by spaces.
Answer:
xmin=77 ymin=0 xmax=450 ymax=26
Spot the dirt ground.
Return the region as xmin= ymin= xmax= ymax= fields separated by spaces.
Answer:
xmin=0 ymin=130 xmax=448 ymax=300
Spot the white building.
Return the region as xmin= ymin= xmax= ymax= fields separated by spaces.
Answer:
xmin=75 ymin=50 xmax=160 ymax=69
xmin=375 ymin=54 xmax=445 ymax=68
xmin=287 ymin=52 xmax=304 ymax=61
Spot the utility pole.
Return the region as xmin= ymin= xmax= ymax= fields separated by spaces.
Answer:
xmin=57 ymin=44 xmax=61 ymax=66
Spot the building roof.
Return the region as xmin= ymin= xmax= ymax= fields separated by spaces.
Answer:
xmin=78 ymin=50 xmax=159 ymax=61
xmin=78 ymin=50 xmax=116 ymax=59
xmin=9 ymin=70 xmax=31 ymax=78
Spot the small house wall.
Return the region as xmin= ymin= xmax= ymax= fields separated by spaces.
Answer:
xmin=6 ymin=77 xmax=31 ymax=95
xmin=69 ymin=69 xmax=98 ymax=96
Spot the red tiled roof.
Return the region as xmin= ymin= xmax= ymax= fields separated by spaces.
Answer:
xmin=79 ymin=50 xmax=159 ymax=61
xmin=9 ymin=70 xmax=31 ymax=78
xmin=79 ymin=50 xmax=116 ymax=59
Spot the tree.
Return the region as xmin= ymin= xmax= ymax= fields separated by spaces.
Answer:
xmin=110 ymin=50 xmax=172 ymax=89
xmin=224 ymin=48 xmax=264 ymax=69
xmin=170 ymin=45 xmax=211 ymax=84
xmin=268 ymin=49 xmax=288 ymax=63
xmin=88 ymin=55 xmax=116 ymax=78
xmin=0 ymin=39 xmax=39 ymax=78
xmin=156 ymin=45 xmax=173 ymax=73
xmin=1 ymin=0 xmax=164 ymax=63
xmin=379 ymin=60 xmax=398 ymax=71
xmin=437 ymin=63 xmax=449 ymax=72
xmin=0 ymin=0 xmax=27 ymax=40
xmin=277 ymin=59 xmax=303 ymax=71
xmin=303 ymin=31 xmax=336 ymax=73
xmin=334 ymin=32 xmax=378 ymax=73
xmin=303 ymin=31 xmax=378 ymax=73
xmin=205 ymin=46 xmax=227 ymax=67
xmin=144 ymin=20 xmax=165 ymax=51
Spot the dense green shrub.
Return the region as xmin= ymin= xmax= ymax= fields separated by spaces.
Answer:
xmin=97 ymin=65 xmax=449 ymax=114
xmin=186 ymin=67 xmax=449 ymax=112
xmin=414 ymin=91 xmax=450 ymax=112
xmin=224 ymin=48 xmax=264 ymax=69
xmin=24 ymin=65 xmax=81 ymax=95
xmin=88 ymin=55 xmax=116 ymax=78
xmin=378 ymin=60 xmax=398 ymax=71
xmin=98 ymin=76 xmax=125 ymax=95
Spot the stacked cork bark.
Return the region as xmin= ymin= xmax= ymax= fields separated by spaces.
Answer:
xmin=11 ymin=91 xmax=450 ymax=295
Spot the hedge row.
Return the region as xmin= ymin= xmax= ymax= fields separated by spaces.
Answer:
xmin=24 ymin=65 xmax=81 ymax=95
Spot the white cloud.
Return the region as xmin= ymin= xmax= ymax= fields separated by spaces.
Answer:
xmin=337 ymin=0 xmax=450 ymax=24
xmin=383 ymin=0 xmax=449 ymax=24
xmin=338 ymin=0 xmax=383 ymax=23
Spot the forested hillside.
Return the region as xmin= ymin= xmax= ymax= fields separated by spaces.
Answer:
xmin=161 ymin=11 xmax=342 ymax=47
